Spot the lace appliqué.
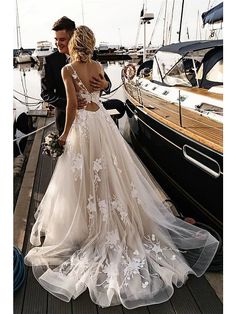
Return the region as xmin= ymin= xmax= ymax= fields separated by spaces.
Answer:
xmin=130 ymin=182 xmax=142 ymax=205
xmin=144 ymin=234 xmax=185 ymax=261
xmin=112 ymin=155 xmax=122 ymax=174
xmin=78 ymin=112 xmax=89 ymax=137
xmin=105 ymin=230 xmax=120 ymax=250
xmin=111 ymin=195 xmax=128 ymax=224
xmin=71 ymin=153 xmax=83 ymax=181
xmin=93 ymin=157 xmax=103 ymax=187
xmin=98 ymin=199 xmax=108 ymax=222
xmin=121 ymin=251 xmax=148 ymax=288
xmin=87 ymin=195 xmax=96 ymax=233
xmin=80 ymin=92 xmax=100 ymax=105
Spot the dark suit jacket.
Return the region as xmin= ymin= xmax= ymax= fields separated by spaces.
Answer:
xmin=40 ymin=50 xmax=112 ymax=111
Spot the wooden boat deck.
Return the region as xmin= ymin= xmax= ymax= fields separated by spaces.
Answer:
xmin=125 ymin=83 xmax=223 ymax=153
xmin=14 ymin=117 xmax=223 ymax=314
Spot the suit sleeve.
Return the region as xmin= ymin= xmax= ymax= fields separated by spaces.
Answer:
xmin=40 ymin=58 xmax=67 ymax=109
xmin=103 ymin=72 xmax=112 ymax=94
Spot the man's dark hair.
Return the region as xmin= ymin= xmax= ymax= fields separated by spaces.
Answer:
xmin=52 ymin=16 xmax=76 ymax=32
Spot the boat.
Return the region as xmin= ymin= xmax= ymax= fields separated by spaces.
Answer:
xmin=15 ymin=0 xmax=35 ymax=64
xmin=122 ymin=39 xmax=223 ymax=235
xmin=32 ymin=41 xmax=54 ymax=58
xmin=136 ymin=46 xmax=159 ymax=60
xmin=15 ymin=49 xmax=33 ymax=64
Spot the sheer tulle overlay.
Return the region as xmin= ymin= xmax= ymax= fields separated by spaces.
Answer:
xmin=24 ymin=67 xmax=218 ymax=309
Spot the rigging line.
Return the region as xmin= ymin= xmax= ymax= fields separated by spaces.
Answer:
xmin=168 ymin=0 xmax=175 ymax=44
xmin=13 ymin=96 xmax=43 ymax=106
xmin=148 ymin=1 xmax=164 ymax=46
xmin=20 ymin=70 xmax=29 ymax=111
xmin=13 ymin=120 xmax=55 ymax=142
xmin=162 ymin=0 xmax=168 ymax=46
xmin=16 ymin=0 xmax=22 ymax=49
xmin=13 ymin=89 xmax=42 ymax=101
xmin=101 ymin=82 xmax=124 ymax=97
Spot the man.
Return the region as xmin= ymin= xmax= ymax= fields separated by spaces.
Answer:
xmin=41 ymin=16 xmax=112 ymax=135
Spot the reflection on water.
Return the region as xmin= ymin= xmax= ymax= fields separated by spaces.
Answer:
xmin=13 ymin=60 xmax=132 ymax=134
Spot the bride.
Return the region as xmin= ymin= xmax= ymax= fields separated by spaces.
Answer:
xmin=24 ymin=25 xmax=219 ymax=309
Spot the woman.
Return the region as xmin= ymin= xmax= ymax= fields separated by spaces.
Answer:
xmin=25 ymin=26 xmax=219 ymax=309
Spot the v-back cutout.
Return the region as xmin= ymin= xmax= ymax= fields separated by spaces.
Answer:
xmin=68 ymin=63 xmax=101 ymax=112
xmin=70 ymin=63 xmax=97 ymax=94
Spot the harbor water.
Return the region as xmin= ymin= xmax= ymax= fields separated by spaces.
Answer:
xmin=13 ymin=60 xmax=127 ymax=120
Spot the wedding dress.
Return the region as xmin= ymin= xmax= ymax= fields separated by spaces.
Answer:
xmin=24 ymin=63 xmax=219 ymax=309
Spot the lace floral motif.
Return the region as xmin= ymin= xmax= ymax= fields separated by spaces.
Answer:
xmin=121 ymin=251 xmax=148 ymax=288
xmin=87 ymin=195 xmax=96 ymax=233
xmin=93 ymin=158 xmax=103 ymax=187
xmin=130 ymin=182 xmax=142 ymax=205
xmin=111 ymin=195 xmax=128 ymax=224
xmin=78 ymin=112 xmax=89 ymax=137
xmin=144 ymin=234 xmax=185 ymax=261
xmin=98 ymin=199 xmax=108 ymax=222
xmin=80 ymin=92 xmax=100 ymax=105
xmin=105 ymin=230 xmax=120 ymax=250
xmin=71 ymin=153 xmax=83 ymax=181
xmin=113 ymin=155 xmax=122 ymax=174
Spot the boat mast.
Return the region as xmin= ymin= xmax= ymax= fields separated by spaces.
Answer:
xmin=148 ymin=2 xmax=164 ymax=47
xmin=81 ymin=0 xmax=85 ymax=24
xmin=168 ymin=0 xmax=175 ymax=44
xmin=143 ymin=1 xmax=147 ymax=62
xmin=134 ymin=5 xmax=143 ymax=48
xmin=16 ymin=0 xmax=22 ymax=49
xmin=178 ymin=0 xmax=185 ymax=42
xmin=162 ymin=0 xmax=168 ymax=46
xmin=141 ymin=1 xmax=154 ymax=62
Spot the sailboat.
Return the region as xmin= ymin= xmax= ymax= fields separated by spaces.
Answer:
xmin=15 ymin=0 xmax=34 ymax=64
xmin=122 ymin=1 xmax=223 ymax=235
xmin=128 ymin=3 xmax=159 ymax=61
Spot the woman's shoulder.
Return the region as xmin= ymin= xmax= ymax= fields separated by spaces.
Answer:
xmin=91 ymin=60 xmax=103 ymax=71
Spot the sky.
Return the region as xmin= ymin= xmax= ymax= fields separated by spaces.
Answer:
xmin=14 ymin=0 xmax=222 ymax=49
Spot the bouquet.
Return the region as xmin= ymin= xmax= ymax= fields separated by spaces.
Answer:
xmin=42 ymin=131 xmax=64 ymax=158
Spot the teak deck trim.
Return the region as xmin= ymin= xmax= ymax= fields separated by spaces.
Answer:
xmin=125 ymin=83 xmax=223 ymax=154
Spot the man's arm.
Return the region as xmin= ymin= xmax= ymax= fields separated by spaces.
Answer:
xmin=103 ymin=72 xmax=111 ymax=94
xmin=89 ymin=71 xmax=112 ymax=95
xmin=40 ymin=58 xmax=67 ymax=109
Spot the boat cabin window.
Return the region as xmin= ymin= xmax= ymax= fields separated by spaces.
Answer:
xmin=196 ymin=47 xmax=223 ymax=89
xmin=164 ymin=59 xmax=192 ymax=87
xmin=206 ymin=59 xmax=223 ymax=83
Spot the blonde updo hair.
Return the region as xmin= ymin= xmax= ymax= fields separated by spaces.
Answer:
xmin=69 ymin=25 xmax=95 ymax=63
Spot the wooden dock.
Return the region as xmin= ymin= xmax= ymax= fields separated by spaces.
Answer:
xmin=14 ymin=116 xmax=223 ymax=314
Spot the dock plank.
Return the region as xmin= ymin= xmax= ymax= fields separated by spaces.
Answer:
xmin=148 ymin=300 xmax=175 ymax=314
xmin=72 ymin=290 xmax=98 ymax=314
xmin=170 ymin=284 xmax=201 ymax=314
xmin=97 ymin=305 xmax=123 ymax=314
xmin=21 ymin=268 xmax=48 ymax=314
xmin=48 ymin=294 xmax=72 ymax=314
xmin=187 ymin=275 xmax=223 ymax=314
xmin=123 ymin=305 xmax=149 ymax=313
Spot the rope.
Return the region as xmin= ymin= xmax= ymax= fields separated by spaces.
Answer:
xmin=13 ymin=120 xmax=55 ymax=142
xmin=13 ymin=89 xmax=43 ymax=102
xmin=100 ymin=82 xmax=124 ymax=99
xmin=14 ymin=246 xmax=25 ymax=292
xmin=13 ymin=95 xmax=43 ymax=106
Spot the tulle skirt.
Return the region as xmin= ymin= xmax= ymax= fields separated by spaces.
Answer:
xmin=24 ymin=105 xmax=219 ymax=309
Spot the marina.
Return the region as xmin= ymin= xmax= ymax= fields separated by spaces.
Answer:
xmin=12 ymin=0 xmax=224 ymax=312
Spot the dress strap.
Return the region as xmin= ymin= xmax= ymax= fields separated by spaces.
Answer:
xmin=68 ymin=64 xmax=78 ymax=79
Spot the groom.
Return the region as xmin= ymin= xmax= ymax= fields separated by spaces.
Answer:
xmin=41 ymin=16 xmax=112 ymax=135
